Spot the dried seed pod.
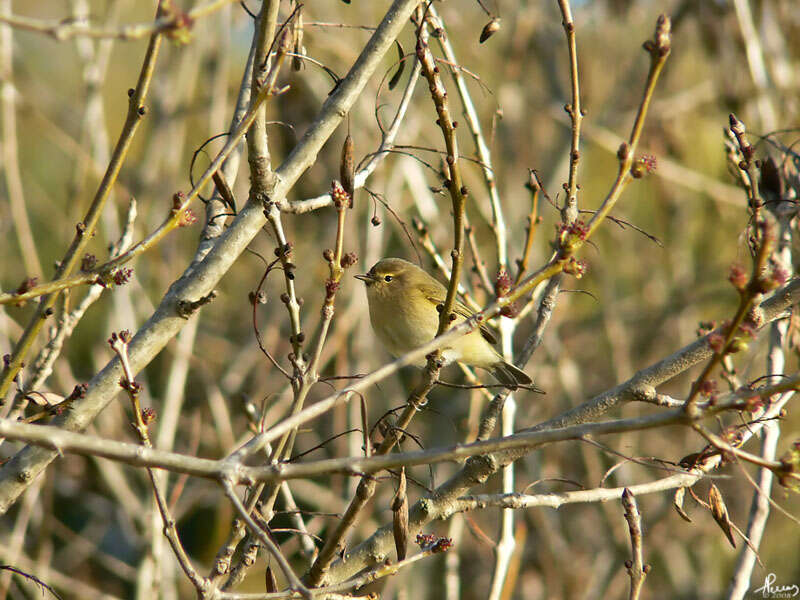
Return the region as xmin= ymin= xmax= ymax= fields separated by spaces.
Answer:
xmin=480 ymin=17 xmax=501 ymax=43
xmin=292 ymin=11 xmax=304 ymax=71
xmin=759 ymin=156 xmax=783 ymax=202
xmin=389 ymin=40 xmax=405 ymax=90
xmin=265 ymin=566 xmax=277 ymax=593
xmin=360 ymin=395 xmax=371 ymax=457
xmin=391 ymin=468 xmax=409 ymax=561
xmin=340 ymin=134 xmax=355 ymax=205
xmin=708 ymin=484 xmax=736 ymax=548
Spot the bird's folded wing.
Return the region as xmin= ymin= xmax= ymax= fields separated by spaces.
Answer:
xmin=422 ymin=288 xmax=498 ymax=345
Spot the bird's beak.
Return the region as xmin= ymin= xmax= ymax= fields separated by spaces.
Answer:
xmin=354 ymin=273 xmax=374 ymax=283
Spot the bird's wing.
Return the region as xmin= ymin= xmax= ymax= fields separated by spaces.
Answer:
xmin=420 ymin=284 xmax=498 ymax=345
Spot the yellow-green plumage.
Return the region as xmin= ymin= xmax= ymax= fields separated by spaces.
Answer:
xmin=355 ymin=258 xmax=533 ymax=389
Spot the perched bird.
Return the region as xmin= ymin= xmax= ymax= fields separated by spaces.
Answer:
xmin=355 ymin=258 xmax=534 ymax=389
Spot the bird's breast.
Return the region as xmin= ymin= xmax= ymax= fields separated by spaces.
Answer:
xmin=368 ymin=292 xmax=439 ymax=365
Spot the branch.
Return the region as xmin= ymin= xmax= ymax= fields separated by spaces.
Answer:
xmin=621 ymin=489 xmax=649 ymax=600
xmin=209 ymin=4 xmax=285 ymax=590
xmin=415 ymin=18 xmax=466 ymax=339
xmin=221 ymin=478 xmax=311 ymax=598
xmin=0 ymin=0 xmax=237 ymax=41
xmin=531 ymin=278 xmax=800 ymax=431
xmin=428 ymin=5 xmax=508 ymax=268
xmin=307 ymin=12 xmax=468 ymax=586
xmin=0 ymin=1 xmax=165 ymax=399
xmin=158 ymin=277 xmax=800 ymax=484
xmin=455 ymin=471 xmax=703 ymax=512
xmin=8 ymin=199 xmax=137 ymax=418
xmin=0 ymin=0 xmax=425 ymax=516
xmin=288 ymin=57 xmax=421 ymax=215
xmin=726 ymin=171 xmax=794 ymax=599
xmin=0 ymin=56 xmax=288 ymax=309
xmin=108 ymin=331 xmax=207 ymax=593
xmin=1 ymin=374 xmax=796 ymax=485
xmin=322 ymin=280 xmax=800 ymax=584
xmin=556 ymin=0 xmax=583 ymax=225
xmin=583 ymin=15 xmax=670 ymax=241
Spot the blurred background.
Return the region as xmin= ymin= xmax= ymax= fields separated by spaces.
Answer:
xmin=1 ymin=0 xmax=799 ymax=598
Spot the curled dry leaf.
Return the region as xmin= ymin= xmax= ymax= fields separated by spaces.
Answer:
xmin=391 ymin=467 xmax=409 ymax=561
xmin=708 ymin=483 xmax=736 ymax=548
xmin=673 ymin=487 xmax=692 ymax=523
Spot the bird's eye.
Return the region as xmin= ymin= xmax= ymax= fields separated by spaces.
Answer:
xmin=384 ymin=275 xmax=393 ymax=282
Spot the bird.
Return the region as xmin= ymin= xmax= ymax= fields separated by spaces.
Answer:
xmin=355 ymin=257 xmax=535 ymax=390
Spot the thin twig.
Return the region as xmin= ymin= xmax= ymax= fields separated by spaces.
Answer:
xmin=556 ymin=0 xmax=583 ymax=226
xmin=0 ymin=41 xmax=290 ymax=309
xmin=621 ymin=489 xmax=649 ymax=600
xmin=287 ymin=55 xmax=421 ymax=215
xmin=726 ymin=171 xmax=794 ymax=599
xmin=0 ymin=0 xmax=238 ymax=41
xmin=427 ymin=5 xmax=508 ymax=269
xmin=108 ymin=332 xmax=208 ymax=594
xmin=1 ymin=1 xmax=43 ymax=279
xmin=221 ymin=478 xmax=311 ymax=598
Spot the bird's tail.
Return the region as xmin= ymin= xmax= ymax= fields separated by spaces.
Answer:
xmin=492 ymin=361 xmax=542 ymax=392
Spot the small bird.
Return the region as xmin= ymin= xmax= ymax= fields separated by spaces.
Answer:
xmin=355 ymin=258 xmax=534 ymax=389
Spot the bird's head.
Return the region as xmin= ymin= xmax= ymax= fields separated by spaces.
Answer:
xmin=355 ymin=258 xmax=424 ymax=300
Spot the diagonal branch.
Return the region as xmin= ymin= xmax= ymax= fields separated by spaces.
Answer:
xmin=0 ymin=0 xmax=424 ymax=516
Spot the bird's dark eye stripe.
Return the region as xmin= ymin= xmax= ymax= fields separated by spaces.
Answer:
xmin=384 ymin=275 xmax=393 ymax=282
